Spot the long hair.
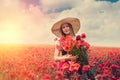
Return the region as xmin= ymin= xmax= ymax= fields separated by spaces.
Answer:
xmin=60 ymin=23 xmax=75 ymax=37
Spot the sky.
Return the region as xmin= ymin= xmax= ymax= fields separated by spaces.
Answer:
xmin=0 ymin=0 xmax=120 ymax=47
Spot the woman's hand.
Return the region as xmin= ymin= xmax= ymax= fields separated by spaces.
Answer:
xmin=65 ymin=54 xmax=78 ymax=61
xmin=70 ymin=56 xmax=78 ymax=60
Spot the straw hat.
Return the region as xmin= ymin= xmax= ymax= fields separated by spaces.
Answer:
xmin=51 ymin=17 xmax=80 ymax=37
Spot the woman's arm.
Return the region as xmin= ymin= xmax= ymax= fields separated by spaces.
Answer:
xmin=54 ymin=40 xmax=68 ymax=61
xmin=54 ymin=46 xmax=69 ymax=61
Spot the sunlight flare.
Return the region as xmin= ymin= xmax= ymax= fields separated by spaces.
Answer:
xmin=0 ymin=22 xmax=22 ymax=44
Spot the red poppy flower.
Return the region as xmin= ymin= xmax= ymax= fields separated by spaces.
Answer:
xmin=82 ymin=65 xmax=90 ymax=71
xmin=81 ymin=33 xmax=86 ymax=39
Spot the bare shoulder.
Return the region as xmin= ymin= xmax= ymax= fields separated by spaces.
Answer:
xmin=54 ymin=38 xmax=60 ymax=45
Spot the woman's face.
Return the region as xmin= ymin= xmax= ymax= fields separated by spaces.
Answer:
xmin=61 ymin=23 xmax=71 ymax=35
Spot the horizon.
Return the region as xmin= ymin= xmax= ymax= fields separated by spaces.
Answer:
xmin=0 ymin=43 xmax=119 ymax=48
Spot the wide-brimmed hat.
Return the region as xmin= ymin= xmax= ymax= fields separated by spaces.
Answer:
xmin=51 ymin=17 xmax=80 ymax=37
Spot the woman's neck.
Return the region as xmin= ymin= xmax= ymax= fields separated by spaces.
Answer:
xmin=65 ymin=35 xmax=76 ymax=40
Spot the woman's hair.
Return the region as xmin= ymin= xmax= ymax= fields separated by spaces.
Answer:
xmin=60 ymin=23 xmax=75 ymax=37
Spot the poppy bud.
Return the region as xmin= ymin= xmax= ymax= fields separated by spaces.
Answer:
xmin=76 ymin=35 xmax=81 ymax=40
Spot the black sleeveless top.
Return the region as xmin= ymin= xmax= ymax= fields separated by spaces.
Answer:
xmin=61 ymin=47 xmax=67 ymax=55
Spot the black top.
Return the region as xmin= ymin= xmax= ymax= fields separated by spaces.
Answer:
xmin=61 ymin=47 xmax=67 ymax=55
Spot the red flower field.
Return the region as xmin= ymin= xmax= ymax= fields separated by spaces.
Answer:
xmin=0 ymin=44 xmax=120 ymax=80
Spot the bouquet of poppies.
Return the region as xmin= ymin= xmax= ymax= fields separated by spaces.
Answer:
xmin=59 ymin=33 xmax=90 ymax=65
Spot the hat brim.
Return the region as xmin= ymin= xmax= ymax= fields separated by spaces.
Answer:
xmin=51 ymin=17 xmax=80 ymax=37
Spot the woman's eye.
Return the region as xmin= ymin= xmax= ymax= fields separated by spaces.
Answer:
xmin=66 ymin=25 xmax=69 ymax=27
xmin=62 ymin=26 xmax=65 ymax=28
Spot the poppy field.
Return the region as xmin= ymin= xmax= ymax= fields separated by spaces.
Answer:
xmin=0 ymin=44 xmax=120 ymax=80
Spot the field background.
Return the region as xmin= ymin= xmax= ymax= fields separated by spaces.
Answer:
xmin=0 ymin=44 xmax=120 ymax=80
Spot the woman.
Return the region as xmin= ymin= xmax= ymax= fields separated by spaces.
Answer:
xmin=52 ymin=18 xmax=79 ymax=61
xmin=51 ymin=17 xmax=95 ymax=80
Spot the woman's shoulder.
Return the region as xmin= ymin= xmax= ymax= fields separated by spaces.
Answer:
xmin=54 ymin=38 xmax=61 ymax=50
xmin=54 ymin=38 xmax=60 ymax=45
